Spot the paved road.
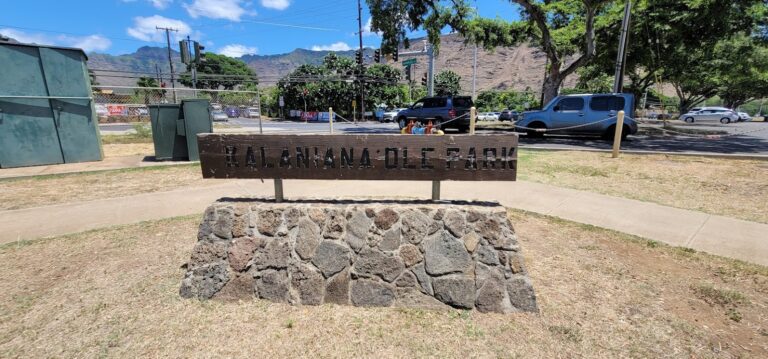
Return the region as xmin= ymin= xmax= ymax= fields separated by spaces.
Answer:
xmin=100 ymin=118 xmax=768 ymax=155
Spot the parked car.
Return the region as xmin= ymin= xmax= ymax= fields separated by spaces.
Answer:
xmin=246 ymin=107 xmax=260 ymax=118
xmin=211 ymin=103 xmax=223 ymax=111
xmin=737 ymin=112 xmax=752 ymax=122
xmin=514 ymin=93 xmax=638 ymax=140
xmin=478 ymin=112 xmax=499 ymax=121
xmin=499 ymin=109 xmax=519 ymax=122
xmin=397 ymin=96 xmax=474 ymax=132
xmin=382 ymin=108 xmax=405 ymax=122
xmin=211 ymin=110 xmax=228 ymax=122
xmin=678 ymin=107 xmax=739 ymax=124
xmin=225 ymin=107 xmax=239 ymax=118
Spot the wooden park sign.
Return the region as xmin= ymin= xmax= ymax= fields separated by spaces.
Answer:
xmin=198 ymin=134 xmax=518 ymax=181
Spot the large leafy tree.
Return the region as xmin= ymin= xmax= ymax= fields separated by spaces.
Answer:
xmin=434 ymin=70 xmax=462 ymax=96
xmin=714 ymin=36 xmax=768 ymax=109
xmin=180 ymin=53 xmax=258 ymax=90
xmin=366 ymin=0 xmax=618 ymax=105
xmin=581 ymin=0 xmax=766 ymax=112
xmin=277 ymin=53 xmax=401 ymax=115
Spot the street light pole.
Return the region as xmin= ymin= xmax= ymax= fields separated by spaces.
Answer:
xmin=612 ymin=0 xmax=632 ymax=93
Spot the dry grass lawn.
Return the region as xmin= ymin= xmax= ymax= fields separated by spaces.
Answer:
xmin=0 ymin=165 xmax=217 ymax=211
xmin=1 ymin=211 xmax=765 ymax=357
xmin=101 ymin=143 xmax=155 ymax=158
xmin=518 ymin=150 xmax=768 ymax=223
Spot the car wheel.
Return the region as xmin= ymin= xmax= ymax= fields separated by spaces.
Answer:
xmin=684 ymin=117 xmax=694 ymax=123
xmin=526 ymin=122 xmax=546 ymax=138
xmin=603 ymin=125 xmax=629 ymax=141
xmin=720 ymin=117 xmax=730 ymax=124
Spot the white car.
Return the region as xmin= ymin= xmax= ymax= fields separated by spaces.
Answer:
xmin=211 ymin=110 xmax=228 ymax=122
xmin=737 ymin=112 xmax=752 ymax=122
xmin=246 ymin=107 xmax=260 ymax=118
xmin=382 ymin=108 xmax=405 ymax=122
xmin=679 ymin=107 xmax=739 ymax=124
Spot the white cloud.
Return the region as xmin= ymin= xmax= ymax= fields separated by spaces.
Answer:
xmin=218 ymin=44 xmax=257 ymax=57
xmin=183 ymin=0 xmax=254 ymax=21
xmin=362 ymin=18 xmax=382 ymax=37
xmin=0 ymin=28 xmax=49 ymax=44
xmin=121 ymin=0 xmax=173 ymax=10
xmin=0 ymin=29 xmax=111 ymax=52
xmin=261 ymin=0 xmax=290 ymax=10
xmin=126 ymin=15 xmax=192 ymax=42
xmin=62 ymin=35 xmax=112 ymax=52
xmin=310 ymin=42 xmax=352 ymax=51
xmin=149 ymin=0 xmax=173 ymax=9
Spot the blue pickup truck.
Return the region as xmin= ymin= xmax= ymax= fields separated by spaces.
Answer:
xmin=515 ymin=93 xmax=637 ymax=140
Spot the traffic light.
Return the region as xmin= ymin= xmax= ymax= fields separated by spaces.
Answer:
xmin=404 ymin=65 xmax=411 ymax=81
xmin=374 ymin=49 xmax=380 ymax=63
xmin=355 ymin=49 xmax=363 ymax=65
xmin=421 ymin=73 xmax=427 ymax=86
xmin=393 ymin=48 xmax=398 ymax=62
xmin=193 ymin=41 xmax=206 ymax=63
xmin=179 ymin=40 xmax=191 ymax=64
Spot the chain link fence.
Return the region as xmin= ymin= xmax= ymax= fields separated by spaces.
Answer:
xmin=92 ymin=85 xmax=261 ymax=123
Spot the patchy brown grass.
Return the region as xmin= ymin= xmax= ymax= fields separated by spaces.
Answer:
xmin=100 ymin=134 xmax=153 ymax=145
xmin=0 ymin=165 xmax=213 ymax=211
xmin=1 ymin=211 xmax=765 ymax=357
xmin=518 ymin=150 xmax=768 ymax=223
xmin=102 ymin=143 xmax=155 ymax=158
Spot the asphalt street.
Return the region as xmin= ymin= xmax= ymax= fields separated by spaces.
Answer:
xmin=100 ymin=118 xmax=768 ymax=155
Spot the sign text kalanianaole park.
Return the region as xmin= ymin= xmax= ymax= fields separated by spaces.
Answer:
xmin=198 ymin=134 xmax=518 ymax=181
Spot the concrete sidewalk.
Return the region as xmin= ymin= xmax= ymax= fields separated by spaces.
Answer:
xmin=1 ymin=180 xmax=766 ymax=267
xmin=0 ymin=155 xmax=191 ymax=179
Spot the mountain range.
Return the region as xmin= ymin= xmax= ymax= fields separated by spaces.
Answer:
xmin=86 ymin=33 xmax=579 ymax=93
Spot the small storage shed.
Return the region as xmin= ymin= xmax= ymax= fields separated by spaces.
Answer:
xmin=0 ymin=40 xmax=102 ymax=168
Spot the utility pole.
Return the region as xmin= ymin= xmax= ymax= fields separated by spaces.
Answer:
xmin=472 ymin=45 xmax=477 ymax=99
xmin=157 ymin=26 xmax=178 ymax=103
xmin=356 ymin=0 xmax=365 ymax=122
xmin=612 ymin=0 xmax=632 ymax=93
xmin=427 ymin=42 xmax=435 ymax=96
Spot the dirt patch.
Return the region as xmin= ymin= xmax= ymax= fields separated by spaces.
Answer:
xmin=0 ymin=211 xmax=765 ymax=357
xmin=518 ymin=150 xmax=768 ymax=223
xmin=0 ymin=165 xmax=213 ymax=211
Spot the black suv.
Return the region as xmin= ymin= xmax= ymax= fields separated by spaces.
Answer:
xmin=397 ymin=96 xmax=474 ymax=132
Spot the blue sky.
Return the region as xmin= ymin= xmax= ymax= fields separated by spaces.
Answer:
xmin=0 ymin=0 xmax=519 ymax=56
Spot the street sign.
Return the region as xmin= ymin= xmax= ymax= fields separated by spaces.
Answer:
xmin=402 ymin=58 xmax=417 ymax=66
xmin=352 ymin=100 xmax=357 ymax=108
xmin=197 ymin=134 xmax=518 ymax=181
xmin=279 ymin=96 xmax=284 ymax=107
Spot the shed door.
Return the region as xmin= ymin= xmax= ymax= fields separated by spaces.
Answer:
xmin=0 ymin=45 xmax=63 ymax=168
xmin=39 ymin=48 xmax=102 ymax=163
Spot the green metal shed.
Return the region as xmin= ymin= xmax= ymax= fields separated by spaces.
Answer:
xmin=0 ymin=40 xmax=103 ymax=168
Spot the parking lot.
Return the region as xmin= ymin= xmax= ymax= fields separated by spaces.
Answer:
xmin=100 ymin=117 xmax=768 ymax=156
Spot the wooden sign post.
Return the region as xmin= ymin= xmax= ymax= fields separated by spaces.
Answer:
xmin=198 ymin=134 xmax=518 ymax=201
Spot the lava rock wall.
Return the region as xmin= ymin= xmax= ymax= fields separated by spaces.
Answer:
xmin=180 ymin=200 xmax=538 ymax=313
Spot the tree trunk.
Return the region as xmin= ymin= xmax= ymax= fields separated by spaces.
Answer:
xmin=541 ymin=76 xmax=562 ymax=106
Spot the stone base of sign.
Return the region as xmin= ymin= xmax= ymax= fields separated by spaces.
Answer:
xmin=179 ymin=198 xmax=538 ymax=313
